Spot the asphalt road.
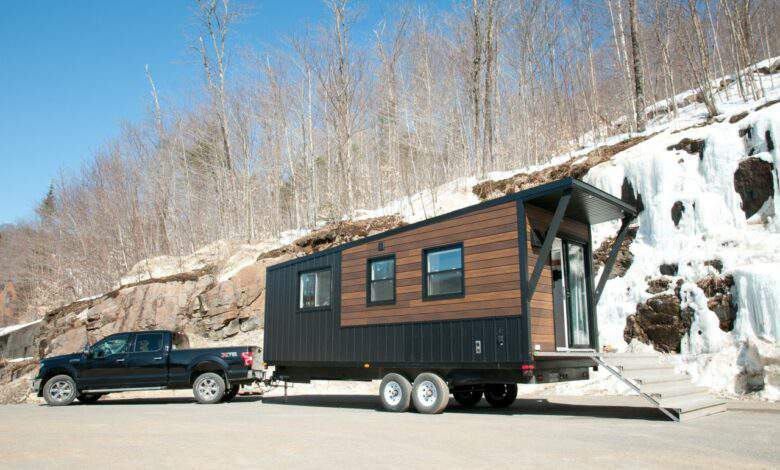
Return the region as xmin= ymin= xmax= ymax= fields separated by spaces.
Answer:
xmin=0 ymin=393 xmax=778 ymax=469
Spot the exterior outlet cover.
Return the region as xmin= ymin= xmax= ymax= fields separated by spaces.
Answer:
xmin=475 ymin=340 xmax=482 ymax=354
xmin=534 ymin=344 xmax=541 ymax=351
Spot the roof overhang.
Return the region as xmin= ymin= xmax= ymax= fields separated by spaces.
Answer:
xmin=519 ymin=177 xmax=637 ymax=225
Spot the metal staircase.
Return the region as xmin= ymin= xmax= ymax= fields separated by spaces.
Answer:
xmin=593 ymin=353 xmax=727 ymax=422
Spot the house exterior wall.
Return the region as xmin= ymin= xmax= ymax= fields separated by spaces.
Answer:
xmin=340 ymin=201 xmax=520 ymax=327
xmin=263 ymin=193 xmax=596 ymax=367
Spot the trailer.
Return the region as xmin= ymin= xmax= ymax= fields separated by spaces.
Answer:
xmin=262 ymin=178 xmax=637 ymax=414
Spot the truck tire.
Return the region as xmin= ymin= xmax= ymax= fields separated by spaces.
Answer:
xmin=43 ymin=375 xmax=78 ymax=406
xmin=484 ymin=383 xmax=517 ymax=408
xmin=411 ymin=372 xmax=449 ymax=414
xmin=379 ymin=373 xmax=412 ymax=412
xmin=453 ymin=389 xmax=482 ymax=407
xmin=192 ymin=372 xmax=226 ymax=404
xmin=222 ymin=384 xmax=240 ymax=402
xmin=76 ymin=393 xmax=104 ymax=404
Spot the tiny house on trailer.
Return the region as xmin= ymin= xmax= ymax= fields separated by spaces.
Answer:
xmin=263 ymin=178 xmax=637 ymax=414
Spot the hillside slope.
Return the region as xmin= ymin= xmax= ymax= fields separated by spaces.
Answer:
xmin=1 ymin=62 xmax=779 ymax=403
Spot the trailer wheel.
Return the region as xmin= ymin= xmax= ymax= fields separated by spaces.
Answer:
xmin=379 ymin=373 xmax=412 ymax=412
xmin=484 ymin=383 xmax=517 ymax=408
xmin=411 ymin=372 xmax=449 ymax=414
xmin=192 ymin=372 xmax=226 ymax=404
xmin=453 ymin=388 xmax=482 ymax=407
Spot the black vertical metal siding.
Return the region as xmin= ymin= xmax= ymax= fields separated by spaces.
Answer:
xmin=263 ymin=249 xmax=525 ymax=367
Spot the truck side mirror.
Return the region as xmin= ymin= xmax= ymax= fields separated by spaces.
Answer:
xmin=82 ymin=344 xmax=91 ymax=357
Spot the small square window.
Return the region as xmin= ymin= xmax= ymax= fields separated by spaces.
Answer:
xmin=299 ymin=268 xmax=332 ymax=309
xmin=367 ymin=256 xmax=395 ymax=305
xmin=423 ymin=244 xmax=464 ymax=299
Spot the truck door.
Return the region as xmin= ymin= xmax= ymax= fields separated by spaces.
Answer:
xmin=80 ymin=333 xmax=132 ymax=389
xmin=124 ymin=332 xmax=168 ymax=387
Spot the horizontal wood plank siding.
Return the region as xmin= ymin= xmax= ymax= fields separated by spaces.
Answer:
xmin=340 ymin=201 xmax=521 ymax=327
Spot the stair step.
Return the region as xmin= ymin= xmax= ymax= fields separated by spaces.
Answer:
xmin=616 ymin=362 xmax=675 ymax=372
xmin=641 ymin=383 xmax=710 ymax=399
xmin=627 ymin=371 xmax=691 ymax=385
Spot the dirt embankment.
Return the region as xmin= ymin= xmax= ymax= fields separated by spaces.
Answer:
xmin=472 ymin=134 xmax=655 ymax=200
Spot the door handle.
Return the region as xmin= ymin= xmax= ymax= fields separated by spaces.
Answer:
xmin=115 ymin=358 xmax=125 ymax=363
xmin=153 ymin=357 xmax=163 ymax=361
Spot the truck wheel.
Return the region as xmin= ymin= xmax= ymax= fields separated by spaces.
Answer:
xmin=193 ymin=372 xmax=226 ymax=404
xmin=222 ymin=384 xmax=240 ymax=402
xmin=411 ymin=372 xmax=449 ymax=414
xmin=76 ymin=393 xmax=104 ymax=404
xmin=453 ymin=388 xmax=482 ymax=407
xmin=484 ymin=383 xmax=517 ymax=408
xmin=379 ymin=373 xmax=412 ymax=412
xmin=43 ymin=375 xmax=77 ymax=406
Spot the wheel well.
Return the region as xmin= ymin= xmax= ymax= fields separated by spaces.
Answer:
xmin=189 ymin=362 xmax=226 ymax=385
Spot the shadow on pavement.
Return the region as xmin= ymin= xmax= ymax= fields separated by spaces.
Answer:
xmin=261 ymin=394 xmax=669 ymax=421
xmin=39 ymin=395 xmax=264 ymax=406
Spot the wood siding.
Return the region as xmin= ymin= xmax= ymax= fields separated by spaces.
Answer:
xmin=341 ymin=201 xmax=521 ymax=327
xmin=525 ymin=204 xmax=589 ymax=352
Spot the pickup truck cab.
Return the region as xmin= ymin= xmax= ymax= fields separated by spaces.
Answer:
xmin=33 ymin=330 xmax=261 ymax=406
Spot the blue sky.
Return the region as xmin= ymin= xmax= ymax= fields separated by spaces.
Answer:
xmin=0 ymin=0 xmax=447 ymax=224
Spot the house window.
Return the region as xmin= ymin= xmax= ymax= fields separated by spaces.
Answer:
xmin=423 ymin=244 xmax=464 ymax=299
xmin=368 ymin=256 xmax=395 ymax=305
xmin=299 ymin=268 xmax=332 ymax=309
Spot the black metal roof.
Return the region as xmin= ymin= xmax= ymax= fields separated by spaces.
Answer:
xmin=268 ymin=177 xmax=636 ymax=271
xmin=520 ymin=177 xmax=637 ymax=225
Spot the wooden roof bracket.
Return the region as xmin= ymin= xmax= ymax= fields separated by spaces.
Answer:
xmin=594 ymin=215 xmax=636 ymax=303
xmin=526 ymin=189 xmax=572 ymax=300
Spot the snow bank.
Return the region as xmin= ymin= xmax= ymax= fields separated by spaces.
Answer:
xmin=0 ymin=320 xmax=42 ymax=338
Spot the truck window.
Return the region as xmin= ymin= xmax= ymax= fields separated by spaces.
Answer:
xmin=91 ymin=334 xmax=131 ymax=358
xmin=133 ymin=333 xmax=163 ymax=353
xmin=172 ymin=333 xmax=190 ymax=350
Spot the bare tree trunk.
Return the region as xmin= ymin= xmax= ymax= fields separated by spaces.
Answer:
xmin=628 ymin=0 xmax=646 ymax=131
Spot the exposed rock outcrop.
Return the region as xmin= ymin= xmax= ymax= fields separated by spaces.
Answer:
xmin=733 ymin=157 xmax=774 ymax=219
xmin=592 ymin=226 xmax=639 ymax=279
xmin=624 ymin=293 xmax=691 ymax=353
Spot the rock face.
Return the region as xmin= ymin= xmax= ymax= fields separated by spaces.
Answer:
xmin=626 ymin=273 xmax=737 ymax=351
xmin=667 ymin=137 xmax=705 ymax=159
xmin=37 ymin=255 xmax=291 ymax=358
xmin=0 ymin=281 xmax=18 ymax=327
xmin=696 ymin=274 xmax=736 ymax=332
xmin=0 ymin=214 xmax=407 ymax=403
xmin=624 ymin=293 xmax=691 ymax=353
xmin=592 ymin=226 xmax=639 ymax=279
xmin=733 ymin=157 xmax=774 ymax=219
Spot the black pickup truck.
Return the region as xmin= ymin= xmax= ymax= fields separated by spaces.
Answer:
xmin=33 ymin=330 xmax=262 ymax=406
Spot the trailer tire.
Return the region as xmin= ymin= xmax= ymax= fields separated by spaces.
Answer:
xmin=453 ymin=388 xmax=482 ymax=407
xmin=484 ymin=383 xmax=517 ymax=408
xmin=412 ymin=372 xmax=449 ymax=414
xmin=192 ymin=372 xmax=226 ymax=404
xmin=43 ymin=375 xmax=77 ymax=406
xmin=379 ymin=373 xmax=412 ymax=412
xmin=222 ymin=384 xmax=240 ymax=402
